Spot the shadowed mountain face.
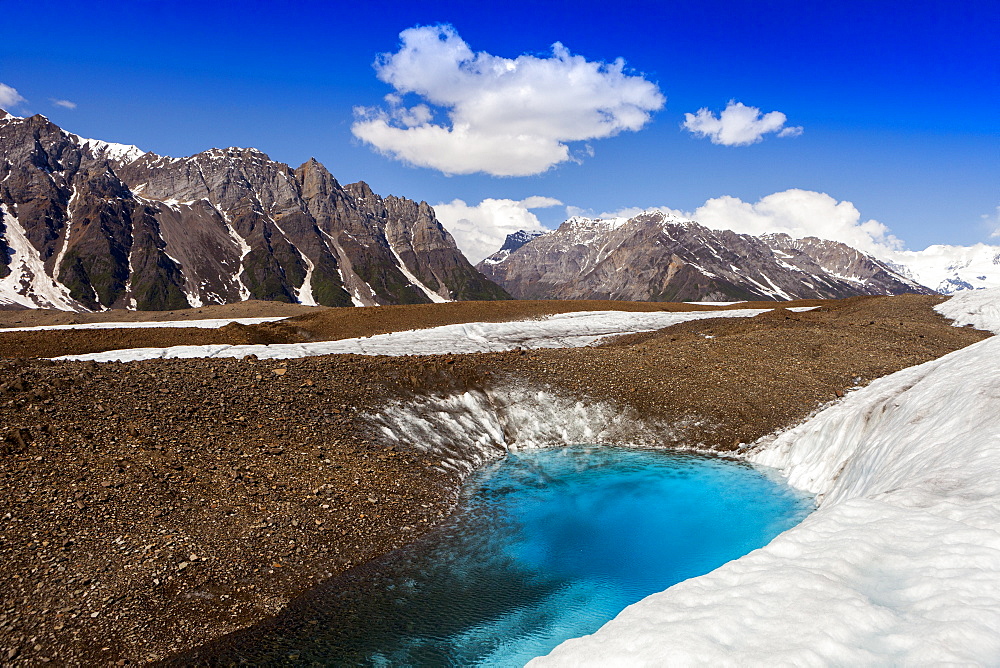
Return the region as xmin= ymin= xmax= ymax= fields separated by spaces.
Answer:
xmin=0 ymin=110 xmax=509 ymax=311
xmin=477 ymin=212 xmax=933 ymax=301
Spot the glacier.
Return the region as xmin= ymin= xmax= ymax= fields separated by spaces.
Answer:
xmin=52 ymin=307 xmax=804 ymax=362
xmin=532 ymin=289 xmax=1000 ymax=665
xmin=890 ymin=244 xmax=1000 ymax=294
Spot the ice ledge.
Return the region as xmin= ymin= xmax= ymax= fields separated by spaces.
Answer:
xmin=366 ymin=387 xmax=692 ymax=481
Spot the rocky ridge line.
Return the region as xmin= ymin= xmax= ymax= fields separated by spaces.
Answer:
xmin=478 ymin=212 xmax=932 ymax=301
xmin=0 ymin=111 xmax=508 ymax=312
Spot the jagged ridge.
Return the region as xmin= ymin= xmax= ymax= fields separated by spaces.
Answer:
xmin=0 ymin=111 xmax=509 ymax=311
xmin=477 ymin=211 xmax=933 ymax=301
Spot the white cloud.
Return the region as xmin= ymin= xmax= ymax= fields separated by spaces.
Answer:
xmin=433 ymin=196 xmax=562 ymax=262
xmin=683 ymin=101 xmax=803 ymax=146
xmin=986 ymin=206 xmax=1000 ymax=237
xmin=51 ymin=99 xmax=77 ymax=109
xmin=600 ymin=189 xmax=901 ymax=257
xmin=692 ymin=190 xmax=901 ymax=255
xmin=0 ymin=83 xmax=26 ymax=109
xmin=353 ymin=24 xmax=665 ymax=176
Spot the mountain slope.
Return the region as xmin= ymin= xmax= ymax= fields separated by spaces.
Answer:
xmin=0 ymin=110 xmax=508 ymax=311
xmin=477 ymin=212 xmax=931 ymax=301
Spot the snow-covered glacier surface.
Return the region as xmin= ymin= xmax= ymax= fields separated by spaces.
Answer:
xmin=55 ymin=308 xmax=782 ymax=362
xmin=534 ymin=292 xmax=1000 ymax=666
xmin=934 ymin=287 xmax=1000 ymax=334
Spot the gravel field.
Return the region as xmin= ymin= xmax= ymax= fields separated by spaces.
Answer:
xmin=0 ymin=294 xmax=987 ymax=665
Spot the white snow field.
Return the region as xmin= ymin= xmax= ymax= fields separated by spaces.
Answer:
xmin=532 ymin=291 xmax=1000 ymax=666
xmin=53 ymin=308 xmax=800 ymax=362
xmin=1 ymin=317 xmax=288 ymax=333
xmin=934 ymin=287 xmax=1000 ymax=334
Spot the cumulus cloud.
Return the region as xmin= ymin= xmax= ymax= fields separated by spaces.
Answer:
xmin=601 ymin=189 xmax=901 ymax=256
xmin=0 ymin=83 xmax=26 ymax=109
xmin=433 ymin=196 xmax=562 ymax=262
xmin=695 ymin=190 xmax=901 ymax=255
xmin=353 ymin=25 xmax=665 ymax=176
xmin=683 ymin=101 xmax=803 ymax=146
xmin=986 ymin=206 xmax=1000 ymax=237
xmin=51 ymin=99 xmax=77 ymax=109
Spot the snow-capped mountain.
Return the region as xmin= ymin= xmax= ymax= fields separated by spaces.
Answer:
xmin=888 ymin=244 xmax=1000 ymax=294
xmin=477 ymin=211 xmax=932 ymax=301
xmin=480 ymin=229 xmax=549 ymax=267
xmin=0 ymin=110 xmax=508 ymax=311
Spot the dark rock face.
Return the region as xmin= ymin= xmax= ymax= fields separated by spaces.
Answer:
xmin=478 ymin=230 xmax=549 ymax=271
xmin=477 ymin=212 xmax=933 ymax=301
xmin=0 ymin=110 xmax=507 ymax=310
xmin=500 ymin=230 xmax=547 ymax=254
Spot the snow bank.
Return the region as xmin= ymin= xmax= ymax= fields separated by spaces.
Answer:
xmin=1 ymin=316 xmax=288 ymax=333
xmin=54 ymin=308 xmax=779 ymax=362
xmin=534 ymin=292 xmax=1000 ymax=665
xmin=934 ymin=289 xmax=1000 ymax=334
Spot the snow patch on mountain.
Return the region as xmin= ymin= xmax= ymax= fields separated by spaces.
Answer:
xmin=482 ymin=230 xmax=549 ymax=266
xmin=386 ymin=238 xmax=449 ymax=303
xmin=0 ymin=204 xmax=82 ymax=310
xmin=219 ymin=208 xmax=252 ymax=301
xmin=69 ymin=134 xmax=146 ymax=165
xmin=534 ymin=290 xmax=1000 ymax=666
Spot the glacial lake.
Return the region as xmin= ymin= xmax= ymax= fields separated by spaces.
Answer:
xmin=191 ymin=445 xmax=812 ymax=665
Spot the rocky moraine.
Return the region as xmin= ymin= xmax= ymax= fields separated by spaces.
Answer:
xmin=0 ymin=295 xmax=989 ymax=665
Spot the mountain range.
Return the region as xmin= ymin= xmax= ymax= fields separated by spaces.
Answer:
xmin=3 ymin=109 xmax=996 ymax=312
xmin=477 ymin=212 xmax=933 ymax=301
xmin=0 ymin=109 xmax=508 ymax=311
xmin=888 ymin=244 xmax=1000 ymax=294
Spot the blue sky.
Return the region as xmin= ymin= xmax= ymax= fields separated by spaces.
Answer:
xmin=1 ymin=0 xmax=997 ymax=261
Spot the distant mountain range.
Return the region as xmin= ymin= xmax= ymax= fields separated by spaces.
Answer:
xmin=477 ymin=211 xmax=934 ymax=301
xmin=0 ymin=109 xmax=508 ymax=311
xmin=888 ymin=244 xmax=1000 ymax=294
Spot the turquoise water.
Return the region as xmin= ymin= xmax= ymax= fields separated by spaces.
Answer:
xmin=189 ymin=446 xmax=812 ymax=666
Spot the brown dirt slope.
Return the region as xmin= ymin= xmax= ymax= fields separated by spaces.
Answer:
xmin=0 ymin=301 xmax=323 ymax=329
xmin=0 ymin=294 xmax=988 ymax=665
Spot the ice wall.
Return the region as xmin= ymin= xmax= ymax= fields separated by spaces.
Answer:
xmin=367 ymin=388 xmax=683 ymax=479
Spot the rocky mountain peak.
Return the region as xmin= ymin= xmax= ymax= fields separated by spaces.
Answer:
xmin=295 ymin=158 xmax=343 ymax=200
xmin=0 ymin=114 xmax=508 ymax=310
xmin=501 ymin=230 xmax=548 ymax=253
xmin=344 ymin=181 xmax=377 ymax=202
xmin=478 ymin=210 xmax=933 ymax=302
